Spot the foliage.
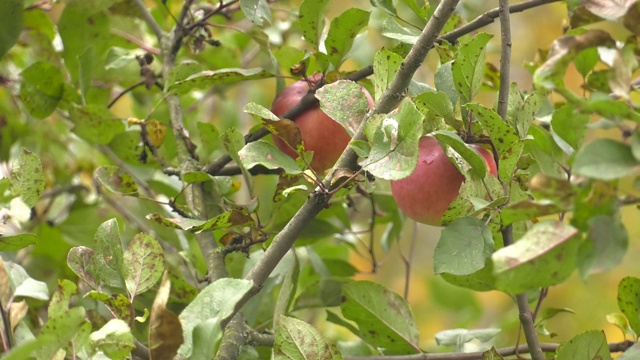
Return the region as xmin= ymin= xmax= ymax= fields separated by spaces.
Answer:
xmin=1 ymin=0 xmax=640 ymax=359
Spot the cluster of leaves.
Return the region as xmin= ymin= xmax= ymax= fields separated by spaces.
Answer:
xmin=1 ymin=0 xmax=640 ymax=359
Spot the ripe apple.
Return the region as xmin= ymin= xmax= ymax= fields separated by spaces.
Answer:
xmin=390 ymin=136 xmax=497 ymax=226
xmin=271 ymin=74 xmax=374 ymax=173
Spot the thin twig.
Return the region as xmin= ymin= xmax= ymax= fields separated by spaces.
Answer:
xmin=496 ymin=0 xmax=512 ymax=120
xmin=343 ymin=340 xmax=635 ymax=360
xmin=400 ymin=222 xmax=418 ymax=299
xmin=132 ymin=0 xmax=163 ymax=41
xmin=495 ymin=0 xmax=544 ymax=357
xmin=368 ymin=193 xmax=378 ymax=273
xmin=107 ymin=80 xmax=146 ymax=109
xmin=110 ymin=29 xmax=161 ymax=55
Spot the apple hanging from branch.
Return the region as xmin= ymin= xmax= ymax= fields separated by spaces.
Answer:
xmin=271 ymin=74 xmax=374 ymax=173
xmin=390 ymin=136 xmax=498 ymax=226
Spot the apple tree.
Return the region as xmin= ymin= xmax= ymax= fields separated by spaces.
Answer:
xmin=1 ymin=0 xmax=640 ymax=359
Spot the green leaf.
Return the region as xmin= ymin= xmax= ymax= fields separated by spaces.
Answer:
xmin=340 ymin=280 xmax=419 ymax=354
xmin=89 ymin=319 xmax=135 ymax=360
xmin=10 ymin=148 xmax=45 ymax=208
xmin=512 ymin=90 xmax=545 ymax=138
xmin=432 ymin=130 xmax=488 ymax=179
xmin=414 ymin=91 xmax=458 ymax=130
xmin=324 ymin=8 xmax=370 ymax=69
xmin=69 ymin=105 xmax=126 ymax=145
xmin=95 ymin=166 xmax=139 ymax=196
xmin=165 ymin=61 xmax=207 ymax=89
xmin=78 ymin=46 xmax=94 ymax=98
xmin=466 ymin=103 xmax=522 ymax=183
xmin=362 ymin=100 xmax=424 ymax=180
xmin=298 ymin=0 xmax=329 ymax=50
xmin=167 ymin=68 xmax=274 ymax=95
xmin=35 ymin=307 xmax=88 ymax=360
xmin=632 ymin=131 xmax=640 ymax=161
xmin=239 ymin=140 xmax=302 ymax=175
xmin=273 ymin=255 xmax=300 ymax=329
xmin=274 ymin=316 xmax=343 ymax=360
xmin=577 ymin=215 xmax=628 ymax=279
xmin=105 ymin=47 xmax=137 ymax=70
xmin=573 ymin=46 xmax=599 ymax=78
xmin=493 ymin=221 xmax=579 ymax=294
xmin=147 ymin=210 xmax=253 ymax=233
xmin=123 ymin=233 xmax=164 ymax=297
xmin=244 ymin=102 xmax=281 ymax=121
xmin=0 ymin=233 xmax=37 ymax=251
xmin=550 ymin=104 xmax=590 ymax=154
xmin=178 ymin=279 xmax=253 ymax=357
xmin=197 ymin=121 xmax=221 ymax=155
xmin=19 ymin=62 xmax=64 ymax=118
xmin=618 ymin=276 xmax=640 ymax=335
xmin=293 ymin=278 xmax=343 ymax=310
xmin=441 ymin=259 xmax=496 ymax=292
xmin=182 ymin=171 xmax=213 ymax=184
xmin=0 ymin=0 xmax=23 ymax=58
xmin=7 ymin=261 xmax=50 ymax=301
xmin=435 ymin=61 xmax=458 ymax=108
xmin=381 ymin=18 xmax=420 ymax=44
xmin=556 ymin=330 xmax=611 ymax=360
xmin=223 ymin=127 xmax=256 ymax=189
xmin=573 ymin=139 xmax=640 ymax=180
xmin=273 ymin=46 xmax=306 ymax=71
xmin=316 ymin=80 xmax=370 ymax=136
xmin=434 ymin=218 xmax=493 ymax=276
xmin=373 ymin=49 xmax=403 ymax=102
xmin=240 ymin=0 xmax=272 ymax=25
xmin=67 ymin=246 xmax=100 ymax=289
xmin=93 ymin=219 xmax=125 ymax=288
xmin=500 ymin=200 xmax=563 ymax=226
xmin=191 ymin=318 xmax=224 ymax=360
xmin=452 ymin=33 xmax=493 ymax=104
xmin=370 ymin=0 xmax=397 ymax=16
xmin=85 ymin=291 xmax=133 ymax=325
xmin=58 ymin=3 xmax=112 ymax=87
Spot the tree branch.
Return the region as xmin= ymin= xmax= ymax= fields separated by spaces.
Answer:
xmin=133 ymin=0 xmax=163 ymax=41
xmin=220 ymin=0 xmax=461 ymax=329
xmin=342 ymin=340 xmax=635 ymax=360
xmin=496 ymin=0 xmax=512 ymax=120
xmin=495 ymin=0 xmax=543 ymax=357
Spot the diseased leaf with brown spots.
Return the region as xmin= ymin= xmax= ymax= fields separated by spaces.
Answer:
xmin=123 ymin=233 xmax=165 ymax=299
xmin=95 ymin=166 xmax=139 ymax=196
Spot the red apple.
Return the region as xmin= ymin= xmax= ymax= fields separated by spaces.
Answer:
xmin=390 ymin=136 xmax=497 ymax=226
xmin=271 ymin=74 xmax=374 ymax=173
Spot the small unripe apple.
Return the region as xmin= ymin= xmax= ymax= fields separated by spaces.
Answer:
xmin=390 ymin=136 xmax=497 ymax=226
xmin=271 ymin=74 xmax=374 ymax=173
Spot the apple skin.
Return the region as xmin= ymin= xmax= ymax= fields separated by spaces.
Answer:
xmin=271 ymin=74 xmax=374 ymax=173
xmin=390 ymin=136 xmax=497 ymax=226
